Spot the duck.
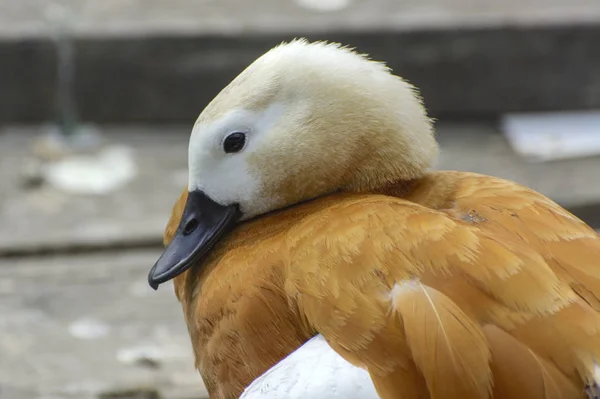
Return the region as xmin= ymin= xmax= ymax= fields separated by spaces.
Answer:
xmin=147 ymin=39 xmax=600 ymax=399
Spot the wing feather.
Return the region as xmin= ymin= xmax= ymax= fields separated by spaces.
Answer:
xmin=284 ymin=190 xmax=595 ymax=398
xmin=390 ymin=280 xmax=492 ymax=398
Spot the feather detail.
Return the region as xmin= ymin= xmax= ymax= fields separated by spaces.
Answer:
xmin=370 ymin=363 xmax=429 ymax=399
xmin=483 ymin=324 xmax=581 ymax=399
xmin=506 ymin=299 xmax=600 ymax=383
xmin=390 ymin=279 xmax=492 ymax=399
xmin=442 ymin=228 xmax=576 ymax=315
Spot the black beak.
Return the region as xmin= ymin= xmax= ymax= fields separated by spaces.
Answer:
xmin=147 ymin=190 xmax=241 ymax=290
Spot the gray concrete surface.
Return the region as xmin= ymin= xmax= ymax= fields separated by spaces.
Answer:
xmin=0 ymin=127 xmax=188 ymax=255
xmin=0 ymin=249 xmax=208 ymax=399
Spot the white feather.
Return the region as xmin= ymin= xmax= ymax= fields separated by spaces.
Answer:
xmin=240 ymin=334 xmax=380 ymax=399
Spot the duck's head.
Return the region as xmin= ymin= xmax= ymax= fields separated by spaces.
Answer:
xmin=148 ymin=39 xmax=438 ymax=289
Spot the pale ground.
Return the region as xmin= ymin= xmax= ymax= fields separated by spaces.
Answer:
xmin=1 ymin=122 xmax=599 ymax=399
xmin=1 ymin=0 xmax=600 ymax=38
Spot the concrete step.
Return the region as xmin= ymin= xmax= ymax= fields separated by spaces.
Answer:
xmin=0 ymin=249 xmax=208 ymax=399
xmin=1 ymin=122 xmax=598 ymax=257
xmin=2 ymin=0 xmax=600 ymax=123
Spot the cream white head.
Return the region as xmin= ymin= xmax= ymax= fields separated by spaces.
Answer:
xmin=187 ymin=39 xmax=437 ymax=220
xmin=149 ymin=39 xmax=438 ymax=288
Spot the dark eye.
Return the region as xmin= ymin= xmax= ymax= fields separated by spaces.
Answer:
xmin=223 ymin=132 xmax=246 ymax=153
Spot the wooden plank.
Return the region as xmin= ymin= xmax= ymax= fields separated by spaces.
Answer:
xmin=1 ymin=123 xmax=599 ymax=256
xmin=0 ymin=249 xmax=208 ymax=399
xmin=2 ymin=0 xmax=600 ymax=38
xmin=2 ymin=1 xmax=600 ymax=122
xmin=0 ymin=127 xmax=188 ymax=255
xmin=435 ymin=122 xmax=600 ymax=210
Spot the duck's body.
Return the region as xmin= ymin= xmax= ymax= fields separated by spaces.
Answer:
xmin=149 ymin=39 xmax=600 ymax=399
xmin=166 ymin=170 xmax=600 ymax=399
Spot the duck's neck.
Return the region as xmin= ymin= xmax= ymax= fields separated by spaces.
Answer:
xmin=370 ymin=177 xmax=422 ymax=198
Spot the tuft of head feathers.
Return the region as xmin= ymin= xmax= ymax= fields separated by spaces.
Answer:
xmin=188 ymin=38 xmax=438 ymax=219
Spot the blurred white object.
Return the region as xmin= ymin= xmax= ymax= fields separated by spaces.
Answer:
xmin=295 ymin=0 xmax=351 ymax=12
xmin=501 ymin=111 xmax=600 ymax=163
xmin=33 ymin=125 xmax=104 ymax=161
xmin=117 ymin=344 xmax=164 ymax=366
xmin=240 ymin=334 xmax=379 ymax=399
xmin=69 ymin=317 xmax=111 ymax=340
xmin=44 ymin=145 xmax=137 ymax=194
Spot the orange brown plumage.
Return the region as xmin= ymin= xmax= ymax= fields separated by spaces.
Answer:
xmin=164 ymin=171 xmax=600 ymax=399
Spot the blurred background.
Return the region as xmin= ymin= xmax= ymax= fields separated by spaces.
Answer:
xmin=1 ymin=0 xmax=600 ymax=398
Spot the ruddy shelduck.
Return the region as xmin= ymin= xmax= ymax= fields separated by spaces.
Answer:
xmin=148 ymin=39 xmax=600 ymax=399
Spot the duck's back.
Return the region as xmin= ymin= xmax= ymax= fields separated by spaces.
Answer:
xmin=279 ymin=170 xmax=600 ymax=399
xmin=396 ymin=170 xmax=600 ymax=312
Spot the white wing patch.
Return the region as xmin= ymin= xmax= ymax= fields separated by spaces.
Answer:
xmin=240 ymin=334 xmax=380 ymax=398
